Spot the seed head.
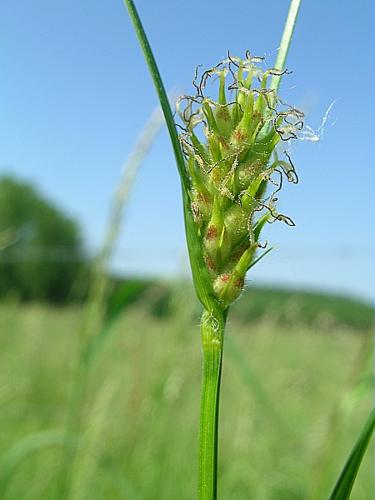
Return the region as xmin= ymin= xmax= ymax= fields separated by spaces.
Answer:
xmin=177 ymin=53 xmax=303 ymax=307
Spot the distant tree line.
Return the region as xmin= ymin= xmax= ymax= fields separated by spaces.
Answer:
xmin=0 ymin=175 xmax=88 ymax=302
xmin=1 ymin=176 xmax=373 ymax=332
xmin=0 ymin=175 xmax=153 ymax=307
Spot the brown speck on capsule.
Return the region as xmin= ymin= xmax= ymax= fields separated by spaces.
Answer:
xmin=204 ymin=254 xmax=216 ymax=272
xmin=220 ymin=273 xmax=230 ymax=283
xmin=233 ymin=129 xmax=247 ymax=143
xmin=206 ymin=225 xmax=218 ymax=240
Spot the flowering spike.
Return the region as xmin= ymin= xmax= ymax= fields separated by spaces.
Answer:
xmin=177 ymin=53 xmax=303 ymax=307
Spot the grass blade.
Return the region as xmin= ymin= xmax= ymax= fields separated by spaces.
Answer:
xmin=270 ymin=0 xmax=302 ymax=93
xmin=329 ymin=406 xmax=375 ymax=500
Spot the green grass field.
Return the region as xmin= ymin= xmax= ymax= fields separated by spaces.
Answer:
xmin=0 ymin=287 xmax=373 ymax=499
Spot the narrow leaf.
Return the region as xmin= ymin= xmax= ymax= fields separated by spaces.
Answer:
xmin=247 ymin=246 xmax=274 ymax=272
xmin=329 ymin=406 xmax=375 ymax=500
xmin=123 ymin=0 xmax=189 ymax=189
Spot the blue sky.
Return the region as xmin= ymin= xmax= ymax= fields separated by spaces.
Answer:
xmin=0 ymin=0 xmax=374 ymax=301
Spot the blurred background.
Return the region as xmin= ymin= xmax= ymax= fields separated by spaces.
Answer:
xmin=0 ymin=1 xmax=374 ymax=499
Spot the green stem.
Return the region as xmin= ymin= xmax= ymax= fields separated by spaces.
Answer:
xmin=270 ymin=0 xmax=302 ymax=93
xmin=199 ymin=309 xmax=226 ymax=500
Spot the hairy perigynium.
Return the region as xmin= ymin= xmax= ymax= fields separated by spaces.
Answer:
xmin=177 ymin=54 xmax=304 ymax=308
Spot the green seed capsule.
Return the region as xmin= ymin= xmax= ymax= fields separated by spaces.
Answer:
xmin=214 ymin=106 xmax=233 ymax=139
xmin=224 ymin=204 xmax=249 ymax=247
xmin=203 ymin=197 xmax=223 ymax=266
xmin=236 ymin=161 xmax=263 ymax=191
xmin=213 ymin=271 xmax=245 ymax=306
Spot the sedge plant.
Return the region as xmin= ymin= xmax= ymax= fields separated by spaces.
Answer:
xmin=123 ymin=0 xmax=374 ymax=498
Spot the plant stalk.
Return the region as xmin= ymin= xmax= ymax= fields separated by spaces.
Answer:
xmin=270 ymin=0 xmax=302 ymax=93
xmin=199 ymin=309 xmax=226 ymax=500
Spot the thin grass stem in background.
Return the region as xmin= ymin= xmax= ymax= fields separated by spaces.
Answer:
xmin=58 ymin=106 xmax=164 ymax=499
xmin=82 ymin=103 xmax=164 ymax=364
xmin=0 ymin=431 xmax=76 ymax=492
